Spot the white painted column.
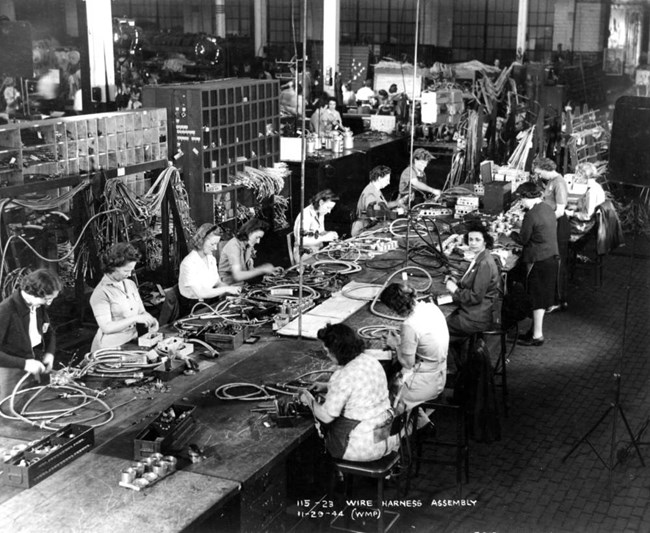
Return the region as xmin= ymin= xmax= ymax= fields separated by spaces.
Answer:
xmin=85 ymin=0 xmax=115 ymax=102
xmin=516 ymin=0 xmax=529 ymax=61
xmin=214 ymin=0 xmax=226 ymax=38
xmin=322 ymin=0 xmax=340 ymax=96
xmin=254 ymin=0 xmax=267 ymax=57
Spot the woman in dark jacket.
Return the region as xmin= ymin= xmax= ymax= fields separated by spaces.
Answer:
xmin=0 ymin=269 xmax=62 ymax=398
xmin=446 ymin=223 xmax=502 ymax=337
xmin=514 ymin=181 xmax=558 ymax=346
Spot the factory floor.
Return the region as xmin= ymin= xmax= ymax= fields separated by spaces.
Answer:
xmin=284 ymin=231 xmax=649 ymax=533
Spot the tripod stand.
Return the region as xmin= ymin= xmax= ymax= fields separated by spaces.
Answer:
xmin=561 ymin=216 xmax=645 ymax=496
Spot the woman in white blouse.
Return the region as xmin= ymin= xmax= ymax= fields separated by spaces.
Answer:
xmin=178 ymin=223 xmax=241 ymax=302
xmin=292 ymin=189 xmax=339 ymax=260
xmin=90 ymin=243 xmax=158 ymax=351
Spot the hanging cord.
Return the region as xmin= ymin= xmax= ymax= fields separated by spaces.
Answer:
xmin=0 ymin=208 xmax=122 ymax=292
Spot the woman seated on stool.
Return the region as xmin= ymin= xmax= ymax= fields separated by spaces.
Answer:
xmin=565 ymin=162 xmax=606 ymax=235
xmin=299 ymin=323 xmax=399 ymax=461
xmin=445 ymin=223 xmax=502 ymax=365
xmin=90 ymin=243 xmax=158 ymax=351
xmin=379 ymin=283 xmax=449 ymax=415
xmin=179 ymin=223 xmax=241 ymax=305
xmin=218 ymin=218 xmax=280 ymax=285
xmin=0 ymin=269 xmax=61 ymax=399
xmin=293 ymin=189 xmax=339 ymax=260
xmin=350 ymin=165 xmax=405 ymax=237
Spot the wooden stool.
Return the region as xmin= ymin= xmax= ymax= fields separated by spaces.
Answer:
xmin=408 ymin=397 xmax=469 ymax=498
xmin=329 ymin=411 xmax=411 ymax=533
xmin=470 ymin=323 xmax=517 ymax=417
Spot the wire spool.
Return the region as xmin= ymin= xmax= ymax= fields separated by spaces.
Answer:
xmin=214 ymin=383 xmax=275 ymax=401
xmin=0 ymin=373 xmax=126 ymax=431
xmin=357 ymin=325 xmax=401 ymax=340
xmin=340 ymin=283 xmax=383 ymax=301
xmin=247 ymin=283 xmax=320 ymax=303
xmin=310 ymin=260 xmax=362 ymax=275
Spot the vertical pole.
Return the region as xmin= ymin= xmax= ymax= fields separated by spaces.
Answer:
xmin=322 ymin=0 xmax=340 ymax=96
xmin=404 ymin=0 xmax=421 ymax=265
xmin=214 ymin=0 xmax=226 ymax=38
xmin=516 ymin=0 xmax=529 ymax=61
xmin=254 ymin=0 xmax=268 ymax=57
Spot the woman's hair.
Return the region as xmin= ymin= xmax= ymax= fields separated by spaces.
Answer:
xmin=236 ymin=218 xmax=269 ymax=241
xmin=317 ymin=323 xmax=365 ymax=365
xmin=310 ymin=189 xmax=340 ymax=210
xmin=516 ymin=181 xmax=543 ymax=199
xmin=369 ymin=165 xmax=391 ymax=182
xmin=190 ymin=223 xmax=222 ymax=251
xmin=464 ymin=222 xmax=494 ymax=248
xmin=20 ymin=269 xmax=62 ymax=298
xmin=532 ymin=156 xmax=557 ymax=172
xmin=101 ymin=243 xmax=141 ymax=274
xmin=377 ymin=89 xmax=388 ymax=99
xmin=413 ymin=148 xmax=435 ymax=163
xmin=379 ymin=283 xmax=416 ymax=316
xmin=575 ymin=162 xmax=598 ymax=180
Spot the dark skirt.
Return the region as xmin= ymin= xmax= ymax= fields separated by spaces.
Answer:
xmin=526 ymin=256 xmax=558 ymax=310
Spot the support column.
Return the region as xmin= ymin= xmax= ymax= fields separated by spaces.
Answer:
xmin=322 ymin=0 xmax=340 ymax=96
xmin=215 ymin=0 xmax=226 ymax=38
xmin=78 ymin=0 xmax=115 ymax=109
xmin=254 ymin=0 xmax=267 ymax=57
xmin=516 ymin=0 xmax=529 ymax=61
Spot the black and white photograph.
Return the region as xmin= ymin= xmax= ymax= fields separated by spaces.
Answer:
xmin=0 ymin=1 xmax=648 ymax=532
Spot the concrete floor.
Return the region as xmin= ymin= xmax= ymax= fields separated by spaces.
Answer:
xmin=294 ymin=232 xmax=650 ymax=533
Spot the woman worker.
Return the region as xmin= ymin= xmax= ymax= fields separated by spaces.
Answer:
xmin=293 ymin=189 xmax=339 ymax=260
xmin=533 ymin=156 xmax=569 ymax=312
xmin=90 ymin=243 xmax=158 ymax=351
xmin=445 ymin=223 xmax=502 ymax=365
xmin=350 ymin=165 xmax=405 ymax=237
xmin=399 ymin=148 xmax=441 ymax=205
xmin=0 ymin=269 xmax=61 ymax=398
xmin=179 ymin=223 xmax=241 ymax=303
xmin=565 ymin=161 xmax=606 ymax=234
xmin=299 ymin=323 xmax=399 ymax=461
xmin=218 ymin=218 xmax=279 ymax=285
xmin=513 ymin=181 xmax=558 ymax=347
xmin=446 ymin=224 xmax=502 ymax=336
xmin=380 ymin=283 xmax=449 ymax=414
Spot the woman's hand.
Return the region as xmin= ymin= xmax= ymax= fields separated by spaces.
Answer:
xmin=385 ymin=330 xmax=401 ymax=350
xmin=299 ymin=390 xmax=315 ymax=410
xmin=42 ymin=353 xmax=54 ymax=373
xmin=322 ymin=231 xmax=339 ymax=242
xmin=309 ymin=381 xmax=328 ymax=393
xmin=225 ymin=286 xmax=242 ymax=296
xmin=445 ymin=280 xmax=458 ymax=294
xmin=135 ymin=313 xmax=158 ymax=330
xmin=24 ymin=359 xmax=45 ymax=376
xmin=258 ymin=263 xmax=277 ymax=275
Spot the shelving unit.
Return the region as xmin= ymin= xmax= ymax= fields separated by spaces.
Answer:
xmin=142 ymin=79 xmax=281 ymax=224
xmin=0 ymin=109 xmax=169 ymax=197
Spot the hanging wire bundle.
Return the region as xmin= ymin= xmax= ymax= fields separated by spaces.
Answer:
xmin=8 ymin=178 xmax=90 ymax=211
xmin=272 ymin=195 xmax=290 ymax=229
xmin=229 ymin=165 xmax=287 ymax=202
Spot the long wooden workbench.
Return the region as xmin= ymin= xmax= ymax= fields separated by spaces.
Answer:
xmin=0 ymin=220 xmax=512 ymax=532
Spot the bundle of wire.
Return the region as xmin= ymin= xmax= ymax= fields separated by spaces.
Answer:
xmin=80 ymin=348 xmax=159 ymax=379
xmin=0 ymin=372 xmax=130 ymax=431
xmin=187 ymin=295 xmax=280 ymax=325
xmin=214 ymin=371 xmax=334 ymax=401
